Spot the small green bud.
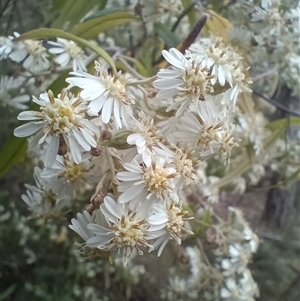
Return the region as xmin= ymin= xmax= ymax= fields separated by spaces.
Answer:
xmin=106 ymin=131 xmax=134 ymax=150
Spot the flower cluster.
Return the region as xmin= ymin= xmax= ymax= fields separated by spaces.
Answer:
xmin=7 ymin=2 xmax=292 ymax=299
xmin=11 ymin=29 xmax=249 ymax=263
xmin=0 ymin=34 xmax=89 ymax=72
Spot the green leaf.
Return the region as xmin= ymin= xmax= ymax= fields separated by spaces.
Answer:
xmin=193 ymin=210 xmax=211 ymax=237
xmin=0 ymin=135 xmax=28 ymax=179
xmin=119 ymin=55 xmax=149 ymax=77
xmin=15 ymin=28 xmax=116 ymax=73
xmin=50 ymin=0 xmax=108 ymax=30
xmin=72 ymin=9 xmax=139 ymax=40
xmin=0 ymin=284 xmax=16 ymax=300
xmin=181 ymin=0 xmax=197 ymax=27
xmin=154 ymin=23 xmax=180 ymax=48
xmin=267 ymin=117 xmax=300 ymax=130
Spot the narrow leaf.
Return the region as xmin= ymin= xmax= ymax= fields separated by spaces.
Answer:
xmin=181 ymin=0 xmax=197 ymax=27
xmin=154 ymin=23 xmax=180 ymax=49
xmin=267 ymin=117 xmax=300 ymax=130
xmin=118 ymin=55 xmax=149 ymax=77
xmin=50 ymin=0 xmax=107 ymax=30
xmin=72 ymin=9 xmax=138 ymax=40
xmin=0 ymin=135 xmax=28 ymax=179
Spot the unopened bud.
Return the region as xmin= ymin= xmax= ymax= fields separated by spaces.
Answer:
xmin=106 ymin=131 xmax=134 ymax=150
xmin=90 ymin=146 xmax=102 ymax=157
xmin=92 ymin=193 xmax=104 ymax=208
xmin=85 ymin=204 xmax=95 ymax=214
xmin=101 ymin=130 xmax=112 ymax=141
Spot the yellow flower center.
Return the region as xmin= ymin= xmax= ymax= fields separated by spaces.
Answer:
xmin=142 ymin=163 xmax=174 ymax=196
xmin=65 ymin=41 xmax=84 ymax=58
xmin=183 ymin=61 xmax=214 ymax=101
xmin=113 ymin=213 xmax=148 ymax=248
xmin=24 ymin=40 xmax=45 ymax=56
xmin=60 ymin=160 xmax=87 ymax=184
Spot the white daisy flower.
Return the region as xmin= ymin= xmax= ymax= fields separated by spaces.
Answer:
xmin=153 ymin=48 xmax=214 ymax=116
xmin=116 ymin=158 xmax=178 ymax=210
xmin=220 ymin=278 xmax=242 ymax=300
xmin=70 ymin=211 xmax=95 ymax=242
xmin=188 ymin=38 xmax=242 ymax=87
xmin=86 ymin=196 xmax=154 ymax=264
xmin=173 ymin=99 xmax=224 ymax=154
xmin=66 ymin=61 xmax=135 ymax=129
xmin=48 ymin=38 xmax=87 ymax=71
xmin=14 ymin=89 xmax=98 ymax=167
xmin=229 ymin=67 xmax=252 ymax=104
xmin=239 ymin=269 xmax=260 ymax=299
xmin=148 ymin=200 xmax=193 ymax=256
xmin=201 ymin=176 xmax=220 ymax=204
xmin=222 ymin=244 xmax=251 ymax=275
xmin=41 ymin=154 xmax=100 ymax=198
xmin=22 ymin=167 xmax=70 ymax=219
xmin=153 ymin=142 xmax=207 ymax=189
xmin=243 ymin=227 xmax=259 ymax=253
xmin=69 ymin=211 xmax=111 ymax=261
xmin=8 ymin=32 xmax=49 ymax=73
xmin=0 ymin=76 xmax=30 ymax=110
xmin=126 ymin=111 xmax=162 ymax=167
xmin=156 ymin=115 xmax=180 ymax=143
xmin=0 ymin=35 xmax=15 ymax=60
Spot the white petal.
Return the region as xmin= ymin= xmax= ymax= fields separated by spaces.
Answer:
xmin=102 ymin=196 xmax=122 ymax=219
xmin=49 ymin=47 xmax=65 ymax=54
xmin=14 ymin=122 xmax=43 ymax=137
xmin=17 ymin=111 xmax=39 ymax=121
xmin=55 ymin=52 xmax=70 ymax=67
xmin=157 ymin=236 xmax=170 ymax=257
xmin=67 ymin=134 xmax=82 ymax=164
xmin=118 ymin=184 xmax=145 ymax=203
xmin=127 ymin=133 xmax=142 ymax=145
xmin=153 ymin=78 xmax=182 ymax=89
xmin=86 ymin=235 xmax=111 ymax=247
xmin=88 ymin=96 xmax=106 ymax=114
xmin=148 ymin=214 xmax=168 ymax=225
xmin=101 ymin=98 xmax=113 ymax=124
xmin=44 ymin=136 xmax=59 ymax=167
xmin=80 ymin=127 xmax=97 ymax=148
xmin=23 ymin=55 xmax=34 ymax=69
xmin=113 ymin=100 xmax=122 ymax=129
xmin=162 ymin=48 xmax=185 ymax=69
xmin=116 ymin=171 xmax=140 ymax=182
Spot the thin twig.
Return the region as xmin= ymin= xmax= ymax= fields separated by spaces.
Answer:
xmin=0 ymin=0 xmax=13 ymax=18
xmin=252 ymin=68 xmax=278 ymax=82
xmin=257 ymin=231 xmax=300 ymax=249
xmin=118 ymin=56 xmax=146 ymax=79
xmin=253 ymin=90 xmax=300 ymax=117
xmin=5 ymin=0 xmax=17 ymax=35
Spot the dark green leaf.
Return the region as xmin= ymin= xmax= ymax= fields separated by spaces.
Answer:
xmin=72 ymin=9 xmax=138 ymax=40
xmin=0 ymin=284 xmax=16 ymax=300
xmin=181 ymin=0 xmax=197 ymax=27
xmin=154 ymin=23 xmax=180 ymax=48
xmin=50 ymin=0 xmax=108 ymax=30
